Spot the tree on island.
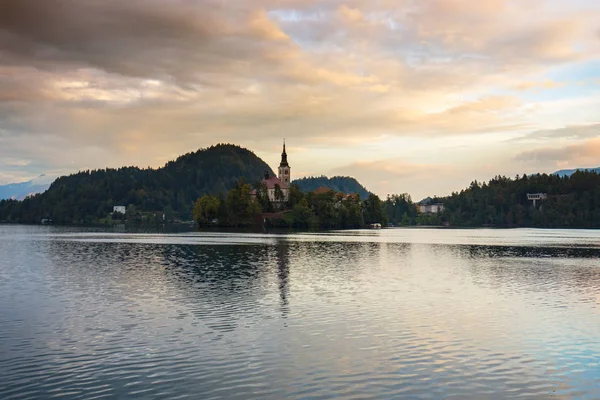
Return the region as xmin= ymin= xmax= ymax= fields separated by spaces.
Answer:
xmin=254 ymin=182 xmax=273 ymax=213
xmin=274 ymin=184 xmax=285 ymax=203
xmin=193 ymin=195 xmax=220 ymax=225
xmin=224 ymin=180 xmax=262 ymax=227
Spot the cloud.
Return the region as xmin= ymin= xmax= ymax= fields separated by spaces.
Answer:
xmin=512 ymin=80 xmax=564 ymax=91
xmin=0 ymin=0 xmax=599 ymax=188
xmin=514 ymin=138 xmax=600 ymax=167
xmin=3 ymin=158 xmax=31 ymax=167
xmin=515 ymin=123 xmax=600 ymax=142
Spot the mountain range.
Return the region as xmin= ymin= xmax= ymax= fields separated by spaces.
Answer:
xmin=0 ymin=175 xmax=57 ymax=200
xmin=552 ymin=167 xmax=600 ymax=178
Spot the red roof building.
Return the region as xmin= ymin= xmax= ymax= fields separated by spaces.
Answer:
xmin=253 ymin=141 xmax=291 ymax=203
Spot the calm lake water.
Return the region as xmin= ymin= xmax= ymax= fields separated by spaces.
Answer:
xmin=1 ymin=225 xmax=600 ymax=399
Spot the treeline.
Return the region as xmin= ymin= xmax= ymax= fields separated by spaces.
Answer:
xmin=440 ymin=171 xmax=600 ymax=228
xmin=193 ymin=181 xmax=388 ymax=229
xmin=0 ymin=144 xmax=273 ymax=224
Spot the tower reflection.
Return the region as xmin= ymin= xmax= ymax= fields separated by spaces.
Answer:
xmin=275 ymin=239 xmax=290 ymax=320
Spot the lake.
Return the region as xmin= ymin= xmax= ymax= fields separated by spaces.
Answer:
xmin=1 ymin=225 xmax=600 ymax=399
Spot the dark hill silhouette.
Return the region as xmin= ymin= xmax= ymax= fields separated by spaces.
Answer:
xmin=293 ymin=176 xmax=371 ymax=199
xmin=0 ymin=144 xmax=274 ymax=224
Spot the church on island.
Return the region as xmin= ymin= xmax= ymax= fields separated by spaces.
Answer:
xmin=255 ymin=141 xmax=291 ymax=204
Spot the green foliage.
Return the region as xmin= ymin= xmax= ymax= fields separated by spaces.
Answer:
xmin=363 ymin=194 xmax=388 ymax=226
xmin=0 ymin=144 xmax=273 ymax=224
xmin=416 ymin=213 xmax=441 ymax=226
xmin=254 ymin=182 xmax=273 ymax=213
xmin=287 ymin=184 xmax=304 ymax=208
xmin=274 ymin=184 xmax=285 ymax=203
xmin=384 ymin=193 xmax=418 ymax=225
xmin=401 ymin=213 xmax=412 ymax=226
xmin=193 ymin=195 xmax=220 ymax=225
xmin=225 ymin=180 xmax=261 ymax=227
xmin=293 ymin=176 xmax=371 ymax=199
xmin=342 ymin=194 xmax=364 ymax=228
xmin=287 ymin=198 xmax=313 ymax=228
xmin=125 ymin=204 xmax=140 ymax=222
xmin=309 ymin=190 xmax=338 ymax=229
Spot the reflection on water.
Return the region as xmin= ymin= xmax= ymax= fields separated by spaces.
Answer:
xmin=1 ymin=225 xmax=600 ymax=399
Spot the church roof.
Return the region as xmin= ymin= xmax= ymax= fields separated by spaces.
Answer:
xmin=262 ymin=176 xmax=288 ymax=190
xmin=314 ymin=186 xmax=333 ymax=195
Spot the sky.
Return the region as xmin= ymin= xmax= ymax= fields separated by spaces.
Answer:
xmin=0 ymin=0 xmax=599 ymax=200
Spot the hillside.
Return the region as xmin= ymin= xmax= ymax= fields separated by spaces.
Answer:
xmin=440 ymin=170 xmax=600 ymax=228
xmin=0 ymin=175 xmax=55 ymax=200
xmin=0 ymin=144 xmax=274 ymax=224
xmin=293 ymin=176 xmax=371 ymax=199
xmin=554 ymin=167 xmax=600 ymax=177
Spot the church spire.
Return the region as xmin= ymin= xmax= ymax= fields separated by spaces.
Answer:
xmin=280 ymin=139 xmax=289 ymax=167
xmin=278 ymin=139 xmax=291 ymax=185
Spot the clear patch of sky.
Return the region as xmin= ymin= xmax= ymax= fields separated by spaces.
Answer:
xmin=529 ymin=60 xmax=599 ymax=99
xmin=488 ymin=59 xmax=600 ymax=104
xmin=546 ymin=58 xmax=600 ymax=82
xmin=546 ymin=0 xmax=600 ymax=11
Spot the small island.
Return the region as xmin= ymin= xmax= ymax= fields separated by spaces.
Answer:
xmin=192 ymin=142 xmax=388 ymax=229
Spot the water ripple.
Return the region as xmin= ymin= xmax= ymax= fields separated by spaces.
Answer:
xmin=1 ymin=226 xmax=600 ymax=398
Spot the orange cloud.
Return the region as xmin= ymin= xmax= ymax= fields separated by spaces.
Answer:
xmin=513 ymin=80 xmax=564 ymax=91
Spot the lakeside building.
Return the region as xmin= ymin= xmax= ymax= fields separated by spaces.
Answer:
xmin=417 ymin=197 xmax=445 ymax=214
xmin=113 ymin=205 xmax=126 ymax=214
xmin=418 ymin=204 xmax=445 ymax=214
xmin=527 ymin=193 xmax=547 ymax=207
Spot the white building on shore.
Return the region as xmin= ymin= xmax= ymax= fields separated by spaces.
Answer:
xmin=113 ymin=205 xmax=126 ymax=214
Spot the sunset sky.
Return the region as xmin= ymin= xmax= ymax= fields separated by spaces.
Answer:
xmin=1 ymin=0 xmax=599 ymax=199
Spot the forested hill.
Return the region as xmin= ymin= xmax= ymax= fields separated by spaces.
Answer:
xmin=440 ymin=171 xmax=600 ymax=228
xmin=0 ymin=144 xmax=274 ymax=224
xmin=293 ymin=176 xmax=371 ymax=199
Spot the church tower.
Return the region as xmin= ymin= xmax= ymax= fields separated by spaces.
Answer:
xmin=278 ymin=140 xmax=291 ymax=185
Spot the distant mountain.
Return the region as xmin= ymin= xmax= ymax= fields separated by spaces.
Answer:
xmin=293 ymin=176 xmax=371 ymax=199
xmin=0 ymin=175 xmax=55 ymax=200
xmin=0 ymin=144 xmax=274 ymax=224
xmin=553 ymin=167 xmax=600 ymax=177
